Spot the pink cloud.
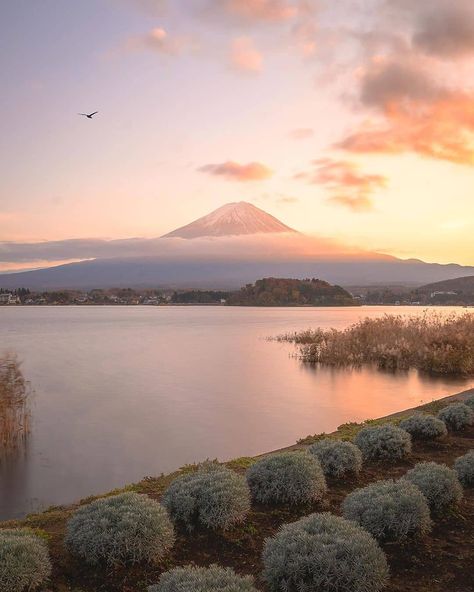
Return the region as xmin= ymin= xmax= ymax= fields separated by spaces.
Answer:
xmin=127 ymin=27 xmax=193 ymax=56
xmin=288 ymin=128 xmax=314 ymax=140
xmin=230 ymin=37 xmax=263 ymax=72
xmin=199 ymin=161 xmax=273 ymax=181
xmin=295 ymin=158 xmax=387 ymax=212
xmin=221 ymin=0 xmax=299 ymax=23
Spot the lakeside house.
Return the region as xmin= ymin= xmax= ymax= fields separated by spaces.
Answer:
xmin=0 ymin=293 xmax=20 ymax=305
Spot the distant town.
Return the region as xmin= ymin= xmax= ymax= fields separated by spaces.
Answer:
xmin=1 ymin=275 xmax=473 ymax=306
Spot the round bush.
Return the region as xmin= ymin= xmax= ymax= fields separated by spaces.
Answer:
xmin=399 ymin=413 xmax=448 ymax=440
xmin=148 ymin=564 xmax=258 ymax=592
xmin=0 ymin=528 xmax=51 ymax=592
xmin=354 ymin=424 xmax=411 ymax=462
xmin=308 ymin=439 xmax=362 ymax=477
xmin=465 ymin=396 xmax=474 ymax=411
xmin=246 ymin=452 xmax=327 ymax=505
xmin=262 ymin=512 xmax=389 ymax=592
xmin=162 ymin=461 xmax=250 ymax=531
xmin=65 ymin=492 xmax=175 ymax=566
xmin=438 ymin=403 xmax=474 ymax=431
xmin=454 ymin=450 xmax=474 ymax=487
xmin=342 ymin=479 xmax=431 ymax=541
xmin=403 ymin=462 xmax=463 ymax=512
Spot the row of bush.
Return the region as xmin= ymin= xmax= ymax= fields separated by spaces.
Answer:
xmin=1 ymin=398 xmax=473 ymax=591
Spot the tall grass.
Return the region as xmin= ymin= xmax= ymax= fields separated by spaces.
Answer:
xmin=277 ymin=312 xmax=474 ymax=375
xmin=0 ymin=353 xmax=31 ymax=457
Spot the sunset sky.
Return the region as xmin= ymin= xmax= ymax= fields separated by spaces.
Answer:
xmin=1 ymin=0 xmax=474 ymax=270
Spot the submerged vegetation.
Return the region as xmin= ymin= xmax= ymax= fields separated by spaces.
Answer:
xmin=277 ymin=312 xmax=474 ymax=375
xmin=0 ymin=354 xmax=31 ymax=458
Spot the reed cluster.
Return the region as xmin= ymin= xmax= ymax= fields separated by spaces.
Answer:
xmin=278 ymin=312 xmax=474 ymax=375
xmin=0 ymin=353 xmax=31 ymax=455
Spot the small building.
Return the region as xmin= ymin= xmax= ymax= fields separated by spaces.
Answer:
xmin=0 ymin=293 xmax=20 ymax=305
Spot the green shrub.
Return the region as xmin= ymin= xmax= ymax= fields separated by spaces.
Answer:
xmin=354 ymin=424 xmax=411 ymax=461
xmin=399 ymin=413 xmax=448 ymax=440
xmin=65 ymin=492 xmax=175 ymax=566
xmin=438 ymin=403 xmax=474 ymax=431
xmin=148 ymin=564 xmax=258 ymax=591
xmin=246 ymin=452 xmax=326 ymax=505
xmin=162 ymin=461 xmax=250 ymax=531
xmin=403 ymin=462 xmax=463 ymax=512
xmin=342 ymin=479 xmax=431 ymax=541
xmin=263 ymin=513 xmax=388 ymax=592
xmin=0 ymin=528 xmax=51 ymax=592
xmin=454 ymin=450 xmax=474 ymax=487
xmin=308 ymin=439 xmax=363 ymax=477
xmin=465 ymin=396 xmax=474 ymax=411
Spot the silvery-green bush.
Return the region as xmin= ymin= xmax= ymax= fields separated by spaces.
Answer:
xmin=465 ymin=396 xmax=474 ymax=410
xmin=308 ymin=439 xmax=363 ymax=477
xmin=354 ymin=424 xmax=411 ymax=461
xmin=399 ymin=413 xmax=448 ymax=440
xmin=262 ymin=512 xmax=389 ymax=592
xmin=342 ymin=479 xmax=431 ymax=541
xmin=148 ymin=564 xmax=258 ymax=592
xmin=0 ymin=528 xmax=52 ymax=592
xmin=437 ymin=403 xmax=474 ymax=431
xmin=454 ymin=450 xmax=474 ymax=487
xmin=162 ymin=461 xmax=250 ymax=531
xmin=403 ymin=462 xmax=463 ymax=512
xmin=246 ymin=452 xmax=326 ymax=505
xmin=65 ymin=492 xmax=175 ymax=566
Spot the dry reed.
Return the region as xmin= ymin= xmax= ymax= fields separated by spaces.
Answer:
xmin=0 ymin=353 xmax=31 ymax=457
xmin=277 ymin=312 xmax=474 ymax=375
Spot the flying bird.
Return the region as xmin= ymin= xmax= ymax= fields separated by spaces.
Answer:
xmin=78 ymin=111 xmax=98 ymax=119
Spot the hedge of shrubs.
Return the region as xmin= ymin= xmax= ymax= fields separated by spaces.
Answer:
xmin=403 ymin=462 xmax=463 ymax=512
xmin=65 ymin=492 xmax=175 ymax=566
xmin=0 ymin=528 xmax=51 ymax=592
xmin=454 ymin=450 xmax=474 ymax=487
xmin=246 ymin=452 xmax=327 ymax=505
xmin=342 ymin=479 xmax=431 ymax=541
xmin=464 ymin=396 xmax=474 ymax=411
xmin=162 ymin=461 xmax=250 ymax=531
xmin=438 ymin=403 xmax=474 ymax=431
xmin=309 ymin=439 xmax=363 ymax=477
xmin=262 ymin=512 xmax=389 ymax=592
xmin=354 ymin=424 xmax=412 ymax=461
xmin=399 ymin=413 xmax=447 ymax=440
xmin=148 ymin=565 xmax=258 ymax=592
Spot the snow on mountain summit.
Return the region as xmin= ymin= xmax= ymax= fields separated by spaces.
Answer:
xmin=162 ymin=202 xmax=297 ymax=238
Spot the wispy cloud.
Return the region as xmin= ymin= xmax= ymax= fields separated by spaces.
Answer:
xmin=295 ymin=158 xmax=387 ymax=212
xmin=126 ymin=27 xmax=194 ymax=56
xmin=198 ymin=160 xmax=273 ymax=181
xmin=230 ymin=37 xmax=263 ymax=72
xmin=288 ymin=128 xmax=314 ymax=140
xmin=211 ymin=0 xmax=300 ymax=23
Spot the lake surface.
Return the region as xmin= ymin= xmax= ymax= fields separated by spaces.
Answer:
xmin=1 ymin=305 xmax=473 ymax=520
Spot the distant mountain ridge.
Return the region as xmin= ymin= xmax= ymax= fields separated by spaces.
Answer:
xmin=162 ymin=202 xmax=296 ymax=238
xmin=1 ymin=203 xmax=474 ymax=290
xmin=417 ymin=275 xmax=474 ymax=294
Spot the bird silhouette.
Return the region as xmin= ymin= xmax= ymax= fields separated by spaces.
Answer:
xmin=78 ymin=111 xmax=98 ymax=119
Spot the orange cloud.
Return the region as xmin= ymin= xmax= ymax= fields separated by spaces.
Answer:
xmin=230 ymin=37 xmax=263 ymax=73
xmin=295 ymin=158 xmax=387 ymax=212
xmin=338 ymin=57 xmax=474 ymax=166
xmin=199 ymin=161 xmax=273 ymax=181
xmin=223 ymin=0 xmax=298 ymax=22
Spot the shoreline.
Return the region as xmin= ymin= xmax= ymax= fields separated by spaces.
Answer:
xmin=2 ymin=385 xmax=473 ymax=527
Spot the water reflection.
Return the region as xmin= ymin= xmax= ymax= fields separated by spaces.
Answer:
xmin=0 ymin=306 xmax=473 ymax=520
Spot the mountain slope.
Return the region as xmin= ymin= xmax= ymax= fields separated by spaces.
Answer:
xmin=162 ymin=202 xmax=296 ymax=238
xmin=1 ymin=256 xmax=474 ymax=290
xmin=417 ymin=275 xmax=474 ymax=294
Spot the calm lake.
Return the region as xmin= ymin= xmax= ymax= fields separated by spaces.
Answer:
xmin=1 ymin=305 xmax=473 ymax=520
